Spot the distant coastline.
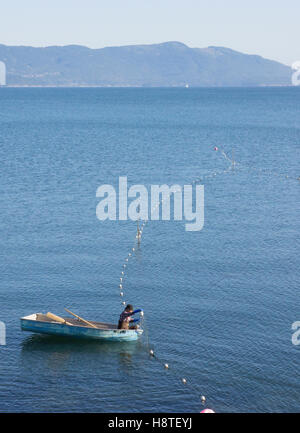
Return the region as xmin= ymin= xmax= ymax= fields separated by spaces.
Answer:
xmin=0 ymin=84 xmax=294 ymax=88
xmin=0 ymin=41 xmax=293 ymax=87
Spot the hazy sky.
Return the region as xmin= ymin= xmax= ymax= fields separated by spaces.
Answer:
xmin=0 ymin=0 xmax=298 ymax=65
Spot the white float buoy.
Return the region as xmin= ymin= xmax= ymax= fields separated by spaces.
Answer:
xmin=164 ymin=363 xmax=169 ymax=369
xmin=149 ymin=349 xmax=154 ymax=356
xmin=120 ymin=292 xmax=124 ymax=297
xmin=182 ymin=378 xmax=187 ymax=384
xmin=201 ymin=396 xmax=206 ymax=403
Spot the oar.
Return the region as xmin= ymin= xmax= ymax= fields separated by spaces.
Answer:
xmin=46 ymin=312 xmax=73 ymax=326
xmin=64 ymin=308 xmax=98 ymax=329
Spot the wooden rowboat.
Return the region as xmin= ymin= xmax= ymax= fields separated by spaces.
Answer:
xmin=20 ymin=312 xmax=143 ymax=342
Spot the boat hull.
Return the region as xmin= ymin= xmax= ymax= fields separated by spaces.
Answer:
xmin=21 ymin=314 xmax=143 ymax=342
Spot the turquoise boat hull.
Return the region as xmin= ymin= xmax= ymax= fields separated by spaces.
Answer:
xmin=21 ymin=313 xmax=143 ymax=342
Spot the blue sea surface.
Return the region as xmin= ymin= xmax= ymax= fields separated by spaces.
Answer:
xmin=0 ymin=87 xmax=299 ymax=413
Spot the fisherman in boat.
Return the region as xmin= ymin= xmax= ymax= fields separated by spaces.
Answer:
xmin=118 ymin=304 xmax=140 ymax=330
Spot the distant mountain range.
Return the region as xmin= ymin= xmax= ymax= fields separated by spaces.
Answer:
xmin=0 ymin=41 xmax=292 ymax=87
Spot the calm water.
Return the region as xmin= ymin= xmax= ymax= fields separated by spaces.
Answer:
xmin=0 ymin=88 xmax=299 ymax=413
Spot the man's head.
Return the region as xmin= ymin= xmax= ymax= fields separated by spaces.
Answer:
xmin=125 ymin=304 xmax=133 ymax=312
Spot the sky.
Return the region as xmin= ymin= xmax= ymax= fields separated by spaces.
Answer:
xmin=0 ymin=0 xmax=299 ymax=65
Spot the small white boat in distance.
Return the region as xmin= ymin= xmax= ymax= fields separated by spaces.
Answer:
xmin=21 ymin=312 xmax=143 ymax=342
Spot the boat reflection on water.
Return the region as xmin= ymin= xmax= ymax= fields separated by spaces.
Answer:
xmin=20 ymin=334 xmax=146 ymax=375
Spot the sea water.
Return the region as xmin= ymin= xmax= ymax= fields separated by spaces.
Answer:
xmin=0 ymin=87 xmax=299 ymax=412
